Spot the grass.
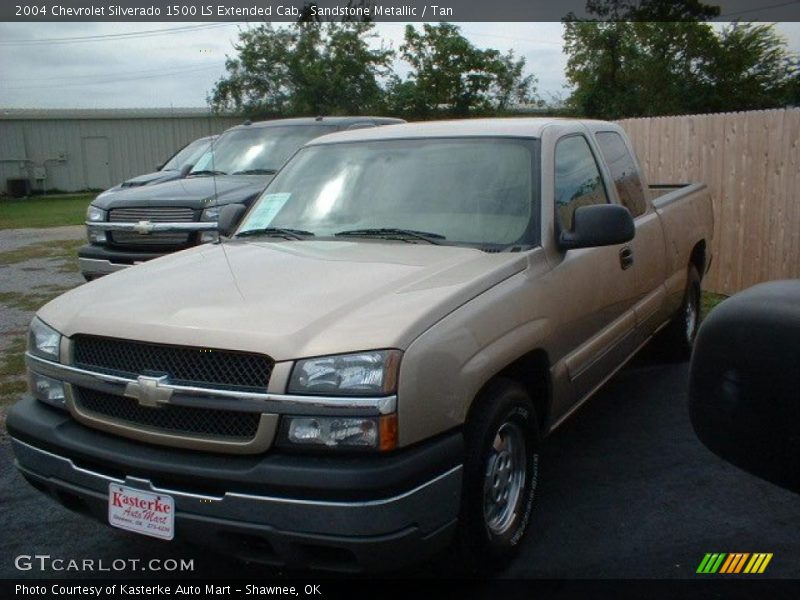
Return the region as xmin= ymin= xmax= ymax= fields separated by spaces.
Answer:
xmin=0 ymin=193 xmax=94 ymax=229
xmin=701 ymin=291 xmax=728 ymax=318
xmin=0 ymin=335 xmax=27 ymax=429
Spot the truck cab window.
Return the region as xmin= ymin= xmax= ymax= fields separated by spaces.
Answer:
xmin=554 ymin=135 xmax=609 ymax=231
xmin=595 ymin=131 xmax=648 ymax=218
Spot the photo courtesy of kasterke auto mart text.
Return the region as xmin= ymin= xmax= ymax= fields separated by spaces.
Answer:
xmin=8 ymin=118 xmax=713 ymax=572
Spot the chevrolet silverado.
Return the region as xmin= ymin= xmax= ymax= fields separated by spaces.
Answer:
xmin=9 ymin=118 xmax=713 ymax=572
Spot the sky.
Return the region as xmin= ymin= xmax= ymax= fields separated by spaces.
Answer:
xmin=0 ymin=21 xmax=798 ymax=109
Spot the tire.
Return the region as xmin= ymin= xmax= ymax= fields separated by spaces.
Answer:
xmin=662 ymin=265 xmax=701 ymax=360
xmin=454 ymin=378 xmax=540 ymax=574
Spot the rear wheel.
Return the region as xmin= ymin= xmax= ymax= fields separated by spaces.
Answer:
xmin=455 ymin=378 xmax=540 ymax=573
xmin=662 ymin=265 xmax=701 ymax=360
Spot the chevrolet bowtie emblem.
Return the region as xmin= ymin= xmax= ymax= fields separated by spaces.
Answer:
xmin=124 ymin=375 xmax=173 ymax=408
xmin=133 ymin=220 xmax=154 ymax=235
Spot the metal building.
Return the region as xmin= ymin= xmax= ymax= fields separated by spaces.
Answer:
xmin=0 ymin=108 xmax=242 ymax=195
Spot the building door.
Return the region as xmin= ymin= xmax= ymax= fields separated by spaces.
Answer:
xmin=82 ymin=137 xmax=111 ymax=190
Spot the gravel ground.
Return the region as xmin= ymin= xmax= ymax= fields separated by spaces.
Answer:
xmin=0 ymin=226 xmax=85 ymax=430
xmin=0 ymin=225 xmax=85 ymax=251
xmin=0 ymin=224 xmax=84 ymax=343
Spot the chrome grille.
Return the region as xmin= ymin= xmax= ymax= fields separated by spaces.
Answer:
xmin=109 ymin=207 xmax=195 ymax=222
xmin=72 ymin=335 xmax=273 ymax=391
xmin=109 ymin=231 xmax=192 ymax=246
xmin=74 ymin=386 xmax=261 ymax=440
xmin=108 ymin=207 xmax=195 ymax=248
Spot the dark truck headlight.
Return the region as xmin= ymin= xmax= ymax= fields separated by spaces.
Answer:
xmin=200 ymin=207 xmax=220 ymax=243
xmin=280 ymin=350 xmax=401 ymax=451
xmin=86 ymin=205 xmax=107 ymax=243
xmin=27 ymin=317 xmax=66 ymax=409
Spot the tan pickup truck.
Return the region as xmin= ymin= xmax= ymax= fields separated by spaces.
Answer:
xmin=9 ymin=118 xmax=713 ymax=572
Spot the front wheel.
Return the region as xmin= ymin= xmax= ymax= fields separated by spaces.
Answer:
xmin=455 ymin=379 xmax=540 ymax=573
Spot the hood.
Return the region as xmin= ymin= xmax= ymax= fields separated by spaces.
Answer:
xmin=91 ymin=174 xmax=271 ymax=210
xmin=39 ymin=241 xmax=527 ymax=361
xmin=119 ymin=170 xmax=181 ymax=188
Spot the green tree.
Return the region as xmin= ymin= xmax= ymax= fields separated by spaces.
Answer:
xmin=703 ymin=23 xmax=800 ymax=112
xmin=208 ymin=23 xmax=393 ymax=117
xmin=564 ymin=1 xmax=799 ymax=118
xmin=389 ymin=23 xmax=538 ymax=118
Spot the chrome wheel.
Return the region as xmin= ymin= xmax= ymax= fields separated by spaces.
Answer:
xmin=483 ymin=421 xmax=527 ymax=536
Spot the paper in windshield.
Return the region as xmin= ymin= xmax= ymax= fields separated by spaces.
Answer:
xmin=241 ymin=193 xmax=291 ymax=231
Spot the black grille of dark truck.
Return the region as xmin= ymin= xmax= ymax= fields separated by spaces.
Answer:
xmin=108 ymin=207 xmax=196 ymax=248
xmin=72 ymin=335 xmax=273 ymax=391
xmin=73 ymin=387 xmax=261 ymax=440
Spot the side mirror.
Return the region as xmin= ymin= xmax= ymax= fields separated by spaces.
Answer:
xmin=179 ymin=164 xmax=193 ymax=178
xmin=155 ymin=162 xmax=165 ymax=171
xmin=558 ymin=204 xmax=635 ymax=250
xmin=689 ymin=280 xmax=800 ymax=494
xmin=217 ymin=203 xmax=247 ymax=237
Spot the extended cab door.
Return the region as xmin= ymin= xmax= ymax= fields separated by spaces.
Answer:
xmin=542 ymin=127 xmax=639 ymax=424
xmin=593 ymin=129 xmax=669 ymax=343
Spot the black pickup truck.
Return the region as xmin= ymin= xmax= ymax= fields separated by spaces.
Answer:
xmin=112 ymin=135 xmax=216 ymax=189
xmin=79 ymin=116 xmax=403 ymax=280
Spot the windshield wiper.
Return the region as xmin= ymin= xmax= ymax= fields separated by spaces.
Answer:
xmin=236 ymin=227 xmax=315 ymax=240
xmin=232 ymin=168 xmax=278 ymax=175
xmin=189 ymin=169 xmax=227 ymax=176
xmin=334 ymin=228 xmax=445 ymax=244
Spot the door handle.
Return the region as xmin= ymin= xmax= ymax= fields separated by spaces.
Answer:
xmin=619 ymin=246 xmax=634 ymax=270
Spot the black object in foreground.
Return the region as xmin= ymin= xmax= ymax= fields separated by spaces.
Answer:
xmin=688 ymin=279 xmax=800 ymax=494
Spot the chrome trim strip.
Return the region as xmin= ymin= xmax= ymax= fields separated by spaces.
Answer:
xmin=86 ymin=221 xmax=217 ymax=232
xmin=11 ymin=437 xmax=462 ymax=508
xmin=26 ymin=353 xmax=396 ymax=415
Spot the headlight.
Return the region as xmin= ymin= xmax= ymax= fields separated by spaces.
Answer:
xmin=28 ymin=317 xmax=61 ymax=362
xmin=200 ymin=207 xmax=220 ymax=243
xmin=86 ymin=205 xmax=106 ymax=222
xmin=29 ymin=372 xmax=66 ymax=409
xmin=288 ymin=350 xmax=401 ymax=396
xmin=279 ymin=414 xmax=398 ymax=452
xmin=86 ymin=225 xmax=107 ymax=244
xmin=201 ymin=207 xmax=220 ymax=221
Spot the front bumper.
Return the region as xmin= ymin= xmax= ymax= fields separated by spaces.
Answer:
xmin=7 ymin=397 xmax=463 ymax=571
xmin=78 ymin=244 xmax=167 ymax=279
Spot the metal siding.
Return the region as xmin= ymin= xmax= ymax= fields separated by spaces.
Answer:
xmin=0 ymin=115 xmax=240 ymax=194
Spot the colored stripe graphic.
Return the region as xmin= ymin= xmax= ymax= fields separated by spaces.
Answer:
xmin=697 ymin=553 xmax=727 ymax=573
xmin=734 ymin=553 xmax=750 ymax=573
xmin=719 ymin=554 xmax=736 ymax=573
xmin=722 ymin=553 xmax=749 ymax=573
xmin=698 ymin=553 xmax=773 ymax=574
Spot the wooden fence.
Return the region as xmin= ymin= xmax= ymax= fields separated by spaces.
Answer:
xmin=616 ymin=108 xmax=800 ymax=295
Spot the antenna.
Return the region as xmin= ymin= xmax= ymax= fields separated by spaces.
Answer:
xmin=212 ymin=122 xmax=245 ymax=299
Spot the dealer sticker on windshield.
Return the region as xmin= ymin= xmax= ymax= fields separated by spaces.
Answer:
xmin=108 ymin=483 xmax=175 ymax=540
xmin=240 ymin=192 xmax=292 ymax=231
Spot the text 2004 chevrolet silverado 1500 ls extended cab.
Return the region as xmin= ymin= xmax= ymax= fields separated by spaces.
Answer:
xmin=9 ymin=118 xmax=713 ymax=572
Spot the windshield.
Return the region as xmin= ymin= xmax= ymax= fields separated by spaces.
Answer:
xmin=161 ymin=137 xmax=214 ymax=171
xmin=190 ymin=125 xmax=339 ymax=176
xmin=237 ymin=138 xmax=539 ymax=248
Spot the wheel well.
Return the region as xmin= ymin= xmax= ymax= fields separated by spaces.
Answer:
xmin=690 ymin=240 xmax=706 ymax=279
xmin=470 ymin=350 xmax=552 ymax=434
